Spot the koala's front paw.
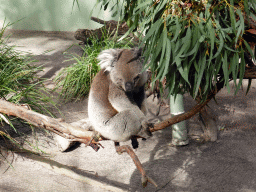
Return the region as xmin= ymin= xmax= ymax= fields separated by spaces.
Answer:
xmin=141 ymin=120 xmax=154 ymax=137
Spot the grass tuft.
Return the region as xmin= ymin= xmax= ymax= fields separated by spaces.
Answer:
xmin=55 ymin=27 xmax=134 ymax=102
xmin=0 ymin=22 xmax=57 ymax=154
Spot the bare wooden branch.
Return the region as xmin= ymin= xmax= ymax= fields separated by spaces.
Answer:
xmin=151 ymin=93 xmax=215 ymax=133
xmin=0 ymin=96 xmax=212 ymax=143
xmin=115 ymin=144 xmax=158 ymax=188
xmin=0 ymin=99 xmax=96 ymax=144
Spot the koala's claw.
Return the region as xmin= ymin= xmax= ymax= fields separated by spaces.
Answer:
xmin=146 ymin=123 xmax=154 ymax=136
xmin=145 ymin=127 xmax=153 ymax=137
xmin=141 ymin=121 xmax=154 ymax=137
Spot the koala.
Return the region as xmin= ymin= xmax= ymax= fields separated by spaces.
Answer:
xmin=88 ymin=48 xmax=152 ymax=143
xmin=55 ymin=48 xmax=151 ymax=151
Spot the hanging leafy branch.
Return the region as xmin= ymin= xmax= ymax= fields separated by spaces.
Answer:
xmin=96 ymin=0 xmax=256 ymax=101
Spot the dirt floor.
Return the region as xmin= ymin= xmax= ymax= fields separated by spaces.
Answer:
xmin=1 ymin=29 xmax=256 ymax=192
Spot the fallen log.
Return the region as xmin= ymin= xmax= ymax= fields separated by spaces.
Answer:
xmin=74 ymin=17 xmax=130 ymax=44
xmin=75 ymin=16 xmax=256 ymax=47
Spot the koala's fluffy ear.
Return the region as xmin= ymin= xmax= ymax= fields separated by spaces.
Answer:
xmin=130 ymin=47 xmax=144 ymax=63
xmin=132 ymin=47 xmax=142 ymax=58
xmin=97 ymin=49 xmax=122 ymax=72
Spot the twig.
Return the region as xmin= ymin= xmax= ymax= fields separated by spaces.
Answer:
xmin=151 ymin=90 xmax=216 ymax=133
xmin=115 ymin=144 xmax=158 ymax=188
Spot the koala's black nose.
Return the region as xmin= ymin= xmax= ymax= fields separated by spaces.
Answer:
xmin=125 ymin=82 xmax=134 ymax=92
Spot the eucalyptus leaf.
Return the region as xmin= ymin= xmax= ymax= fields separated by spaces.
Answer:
xmin=235 ymin=49 xmax=246 ymax=95
xmin=96 ymin=0 xmax=256 ymax=101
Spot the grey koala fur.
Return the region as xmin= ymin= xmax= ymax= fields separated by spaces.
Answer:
xmin=88 ymin=48 xmax=150 ymax=142
xmin=55 ymin=48 xmax=150 ymax=151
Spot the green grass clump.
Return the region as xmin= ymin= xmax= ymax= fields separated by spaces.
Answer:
xmin=0 ymin=23 xmax=56 ymax=145
xmin=55 ymin=29 xmax=134 ymax=102
xmin=0 ymin=34 xmax=54 ymax=115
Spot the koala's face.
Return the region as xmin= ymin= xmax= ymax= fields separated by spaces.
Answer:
xmin=97 ymin=48 xmax=148 ymax=92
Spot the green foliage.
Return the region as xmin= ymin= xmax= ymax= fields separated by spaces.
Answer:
xmin=0 ymin=22 xmax=57 ymax=153
xmin=97 ymin=0 xmax=256 ymax=101
xmin=54 ymin=28 xmax=134 ymax=102
xmin=0 ymin=24 xmax=55 ymax=114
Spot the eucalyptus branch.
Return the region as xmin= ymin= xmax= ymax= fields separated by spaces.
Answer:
xmin=0 ymin=99 xmax=96 ymax=144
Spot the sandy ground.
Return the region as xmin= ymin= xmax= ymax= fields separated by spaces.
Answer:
xmin=1 ymin=29 xmax=256 ymax=192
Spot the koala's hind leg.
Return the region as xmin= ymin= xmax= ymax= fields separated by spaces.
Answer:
xmin=95 ymin=110 xmax=142 ymax=142
xmin=131 ymin=136 xmax=139 ymax=149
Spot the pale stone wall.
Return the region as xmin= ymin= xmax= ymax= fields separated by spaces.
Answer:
xmin=0 ymin=0 xmax=120 ymax=31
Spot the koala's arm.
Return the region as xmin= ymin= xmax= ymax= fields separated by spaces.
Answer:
xmin=109 ymin=87 xmax=153 ymax=137
xmin=140 ymin=99 xmax=148 ymax=115
xmin=108 ymin=83 xmax=146 ymax=121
